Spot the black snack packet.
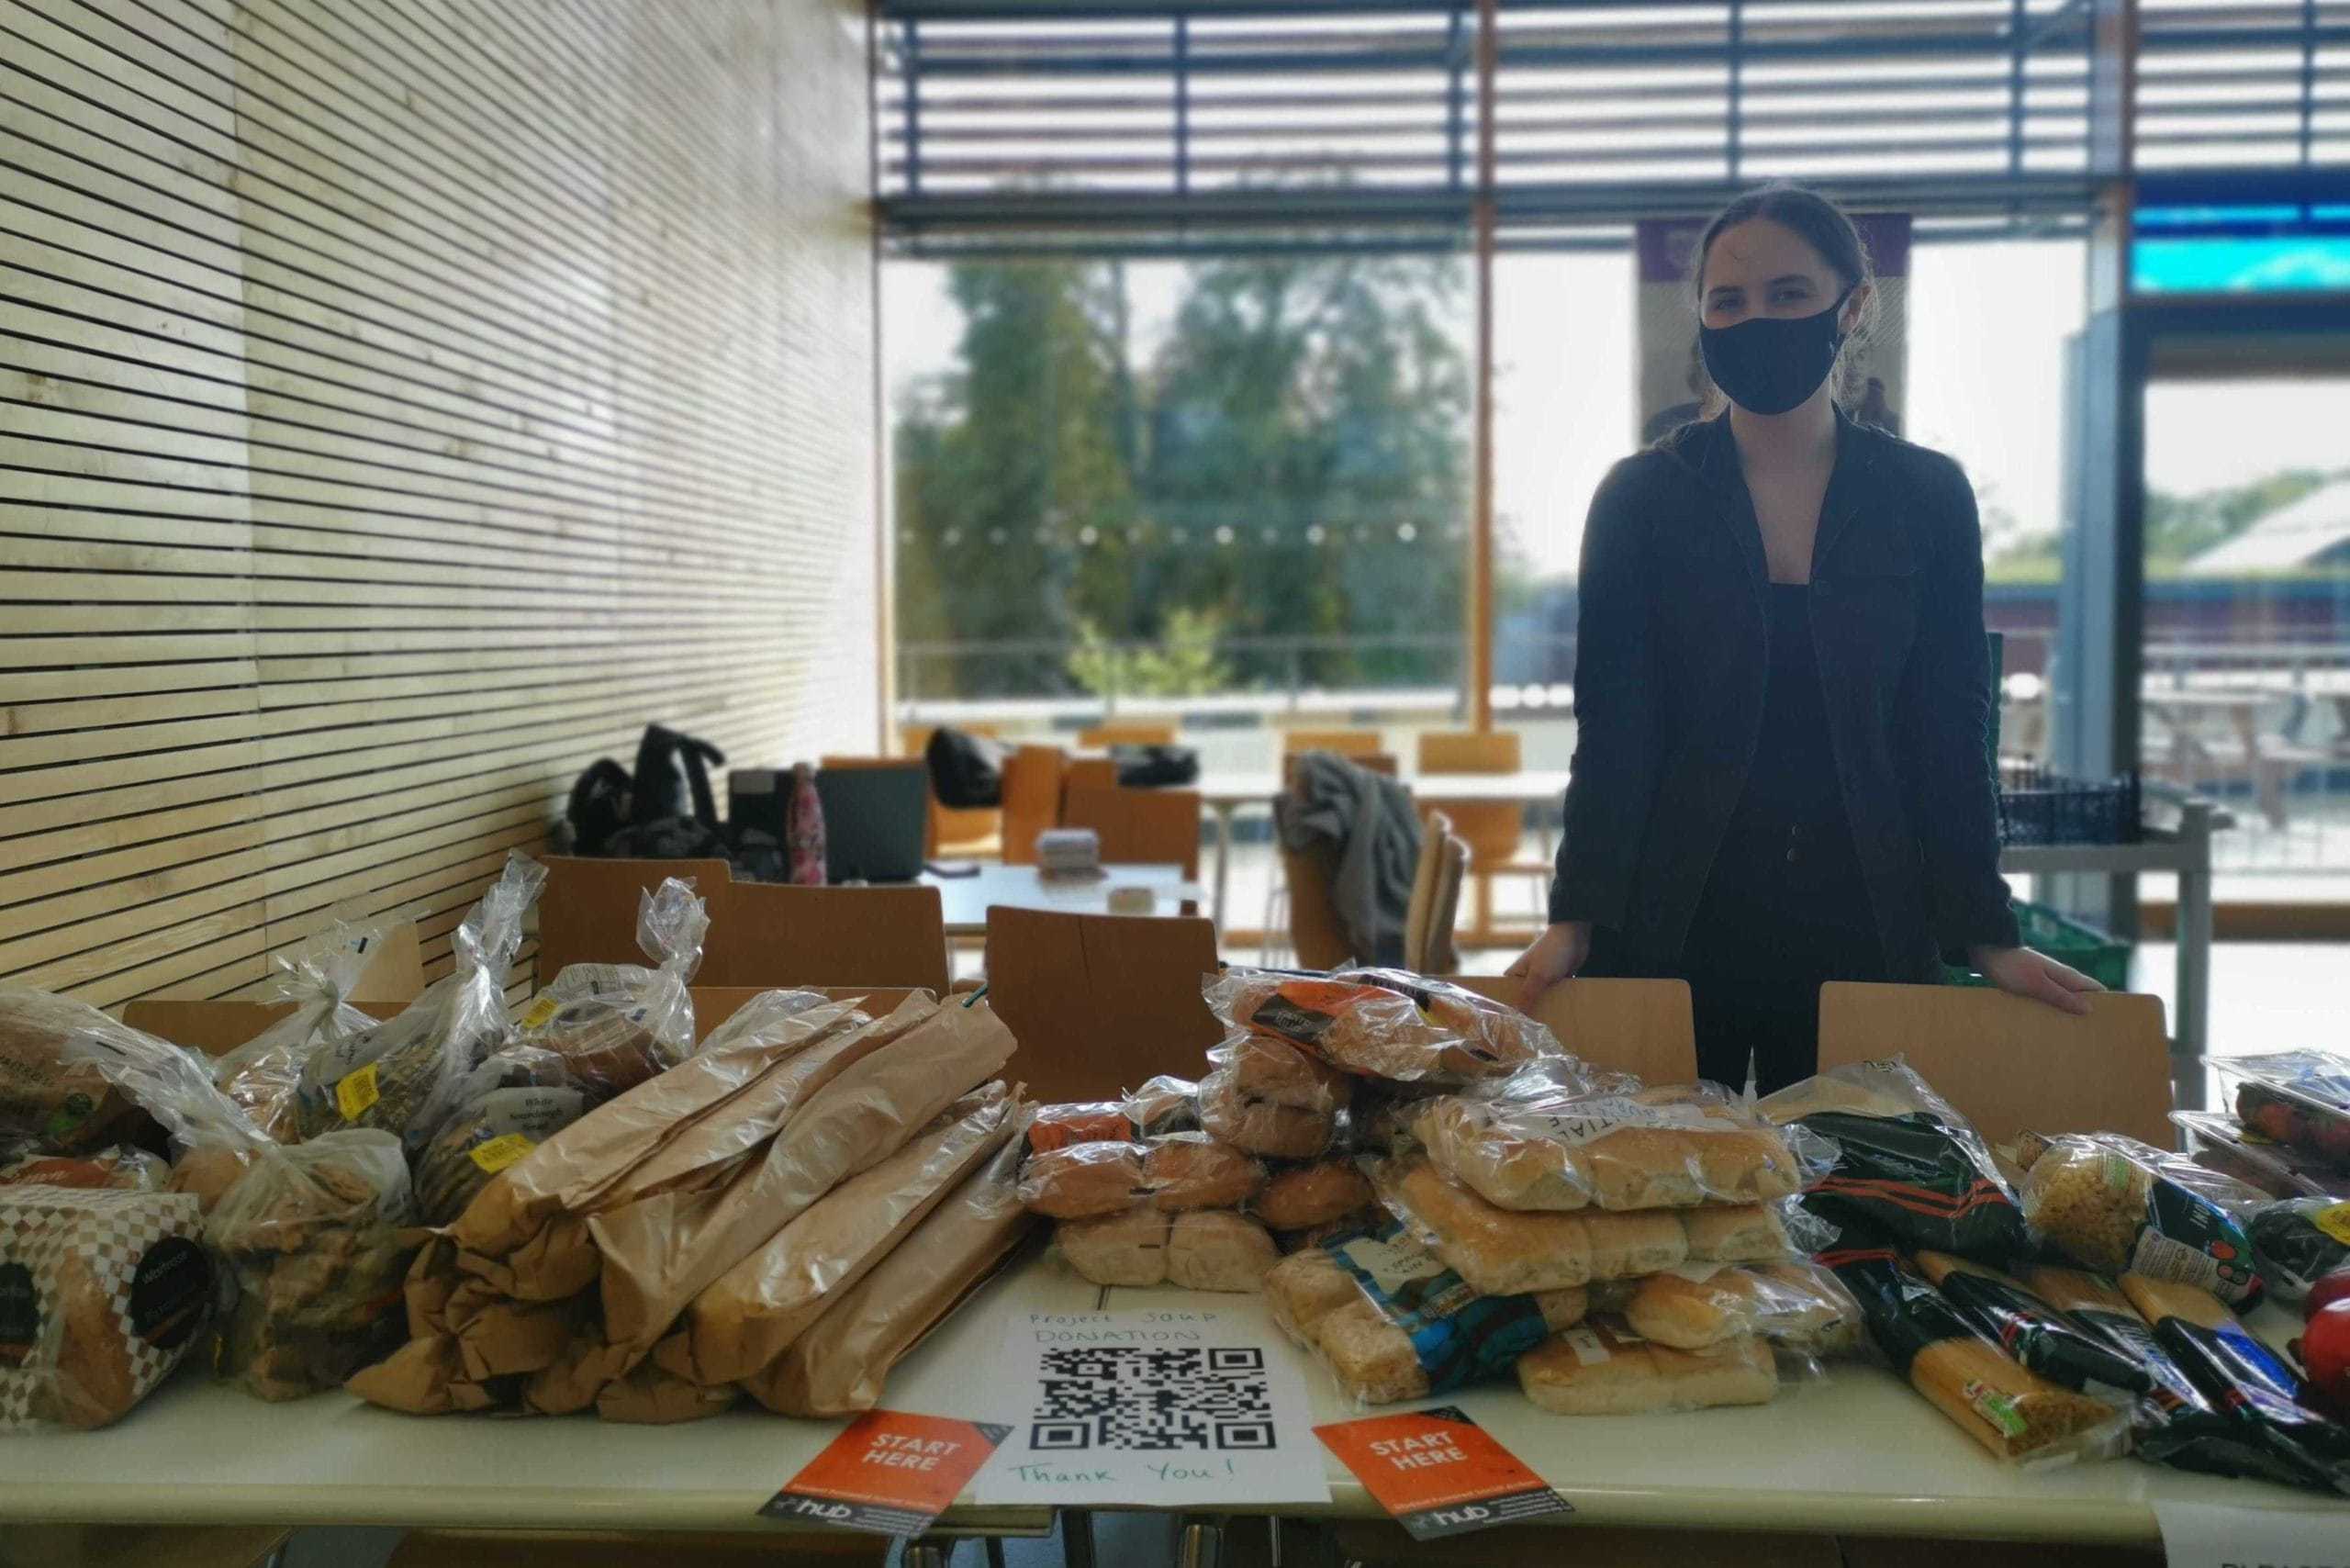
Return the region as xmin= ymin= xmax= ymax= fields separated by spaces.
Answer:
xmin=1917 ymin=1252 xmax=2152 ymax=1398
xmin=2021 ymin=1265 xmax=2305 ymax=1487
xmin=1759 ymin=1060 xmax=2029 ymax=1265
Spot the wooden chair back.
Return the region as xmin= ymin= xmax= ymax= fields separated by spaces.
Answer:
xmin=1404 ymin=812 xmax=1451 ymax=972
xmin=537 ymin=857 xmax=735 ymax=987
xmin=1416 ymin=732 xmax=1526 ymax=870
xmin=1818 ymin=983 xmax=2174 ymax=1148
xmin=984 ymin=907 xmax=1224 ymax=1101
xmin=1423 ymin=832 xmax=1469 ymax=973
xmin=1280 ymin=846 xmax=1352 ymax=969
xmin=701 ymin=883 xmax=950 ymax=994
xmin=1417 ymin=729 xmax=1522 ymax=774
xmin=1441 ymin=974 xmax=1698 ymax=1083
xmin=1281 ymin=728 xmax=1383 ymax=757
xmin=999 ymin=745 xmax=1067 ymax=866
xmin=1062 ymin=757 xmax=1120 ymax=793
xmin=1060 ymin=786 xmax=1203 ymax=880
xmin=1079 ymin=722 xmax=1176 ymax=747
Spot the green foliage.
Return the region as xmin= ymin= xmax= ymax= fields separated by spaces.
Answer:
xmin=1986 ymin=466 xmax=2347 ymax=583
xmin=895 ymin=253 xmax=1470 ymax=699
xmin=1068 ymin=607 xmax=1234 ymax=699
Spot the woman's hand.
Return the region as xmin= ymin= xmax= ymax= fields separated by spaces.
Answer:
xmin=1967 ymin=945 xmax=2103 ymax=1015
xmin=1505 ymin=922 xmax=1592 ymax=1003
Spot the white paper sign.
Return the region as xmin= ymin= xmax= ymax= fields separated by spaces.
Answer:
xmin=970 ymin=1307 xmax=1331 ymax=1509
xmin=2154 ymin=1499 xmax=2350 ymax=1568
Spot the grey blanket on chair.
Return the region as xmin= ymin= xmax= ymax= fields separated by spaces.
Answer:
xmin=1273 ymin=751 xmax=1423 ymax=967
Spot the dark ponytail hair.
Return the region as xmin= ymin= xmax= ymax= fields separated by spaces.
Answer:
xmin=1689 ymin=184 xmax=1875 ymax=406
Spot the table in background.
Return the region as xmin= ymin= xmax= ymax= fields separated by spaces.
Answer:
xmin=1191 ymin=768 xmax=1573 ymax=929
xmin=921 ymin=861 xmax=1204 ymax=936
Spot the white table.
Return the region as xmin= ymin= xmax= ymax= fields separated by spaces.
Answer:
xmin=6 ymin=1254 xmax=2343 ymax=1547
xmin=1191 ymin=769 xmax=1573 ymax=929
xmin=921 ymin=862 xmax=1205 ymax=936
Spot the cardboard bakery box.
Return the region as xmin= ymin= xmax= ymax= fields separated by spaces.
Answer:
xmin=120 ymin=921 xmax=429 ymax=1057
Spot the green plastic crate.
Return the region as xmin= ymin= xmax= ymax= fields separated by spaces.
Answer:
xmin=1944 ymin=900 xmax=2133 ymax=991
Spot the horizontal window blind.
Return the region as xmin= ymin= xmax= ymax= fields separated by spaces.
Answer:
xmin=878 ymin=0 xmax=2346 ymax=254
xmin=1 ymin=0 xmax=876 ymax=1006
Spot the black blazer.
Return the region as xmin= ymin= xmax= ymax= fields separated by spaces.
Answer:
xmin=1551 ymin=411 xmax=2020 ymax=982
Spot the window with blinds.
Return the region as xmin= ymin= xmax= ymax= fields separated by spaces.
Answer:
xmin=878 ymin=0 xmax=2347 ymax=255
xmin=0 ymin=0 xmax=876 ymax=1006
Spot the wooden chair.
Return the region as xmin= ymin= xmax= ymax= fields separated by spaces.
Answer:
xmin=1062 ymin=756 xmax=1120 ymax=793
xmin=1403 ymin=812 xmax=1450 ymax=972
xmin=903 ymin=723 xmax=1002 ymax=859
xmin=983 ymin=907 xmax=1223 ymax=1101
xmin=537 ymin=857 xmax=950 ymax=994
xmin=1442 ymin=973 xmax=1698 ymax=1083
xmin=1079 ymin=722 xmax=1176 ymax=747
xmin=1060 ymin=785 xmax=1203 ymax=882
xmin=1264 ymin=751 xmax=1404 ymax=963
xmin=1417 ymin=728 xmax=1547 ymax=938
xmin=999 ymin=745 xmax=1067 ymax=866
xmin=701 ymin=883 xmax=951 ymax=994
xmin=1818 ymin=982 xmax=2174 ymax=1148
xmin=1281 ymin=727 xmax=1383 ymax=757
xmin=1275 ymin=844 xmax=1351 ymax=969
xmin=1412 ymin=829 xmax=1469 ymax=974
xmin=536 ymin=856 xmax=735 ymax=988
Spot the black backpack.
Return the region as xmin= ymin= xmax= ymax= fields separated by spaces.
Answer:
xmin=1112 ymin=744 xmax=1200 ymax=788
xmin=565 ymin=723 xmax=727 ymax=857
xmin=925 ymin=726 xmax=1008 ymax=809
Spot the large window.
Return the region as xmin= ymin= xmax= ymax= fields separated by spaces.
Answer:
xmin=887 ymin=254 xmax=1472 ymax=716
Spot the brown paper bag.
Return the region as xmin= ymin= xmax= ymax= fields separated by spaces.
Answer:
xmin=347 ymin=1335 xmax=463 ymax=1416
xmin=747 ymin=1121 xmax=1039 ymax=1417
xmin=659 ymin=1084 xmax=1019 ymax=1386
xmin=595 ymin=1362 xmax=738 ymax=1425
xmin=453 ymin=1295 xmax=581 ymax=1382
xmin=450 ymin=992 xmax=866 ymax=1261
xmin=591 ymin=997 xmax=1016 ymax=1361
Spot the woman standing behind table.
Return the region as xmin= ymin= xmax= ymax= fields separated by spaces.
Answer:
xmin=1508 ymin=185 xmax=2101 ymax=1093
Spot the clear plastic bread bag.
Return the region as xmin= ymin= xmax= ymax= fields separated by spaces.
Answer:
xmin=1203 ymin=966 xmax=1565 ymax=1084
xmin=1759 ymin=1056 xmax=2028 ymax=1265
xmin=1198 ymin=1034 xmax=1347 ymax=1159
xmin=2015 ymin=1130 xmax=2267 ymax=1308
xmin=1607 ymin=1260 xmax=1864 ymax=1357
xmin=510 ymin=876 xmax=709 ymax=1102
xmin=1263 ymin=1216 xmax=1589 ymax=1407
xmin=55 ymin=1002 xmax=418 ymax=1400
xmin=293 ymin=853 xmax=545 ymax=1151
xmin=211 ymin=904 xmax=390 ymax=1141
xmin=1413 ymin=1072 xmax=1831 ymax=1213
xmin=410 ymin=1046 xmax=592 ymax=1226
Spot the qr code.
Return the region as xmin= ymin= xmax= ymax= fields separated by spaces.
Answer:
xmin=1028 ymin=1346 xmax=1276 ymax=1453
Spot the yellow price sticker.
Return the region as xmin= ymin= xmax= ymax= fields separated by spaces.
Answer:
xmin=520 ymin=996 xmax=561 ymax=1030
xmin=469 ymin=1133 xmax=536 ymax=1174
xmin=335 ymin=1062 xmax=380 ymax=1121
xmin=2315 ymin=1202 xmax=2350 ymax=1248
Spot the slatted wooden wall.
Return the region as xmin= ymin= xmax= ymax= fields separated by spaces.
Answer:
xmin=1 ymin=0 xmax=877 ymax=1005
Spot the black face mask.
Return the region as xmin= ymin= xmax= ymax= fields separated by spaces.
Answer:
xmin=1699 ymin=287 xmax=1853 ymax=416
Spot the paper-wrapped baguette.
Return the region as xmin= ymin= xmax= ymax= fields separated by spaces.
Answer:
xmin=745 ymin=1128 xmax=1038 ymax=1417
